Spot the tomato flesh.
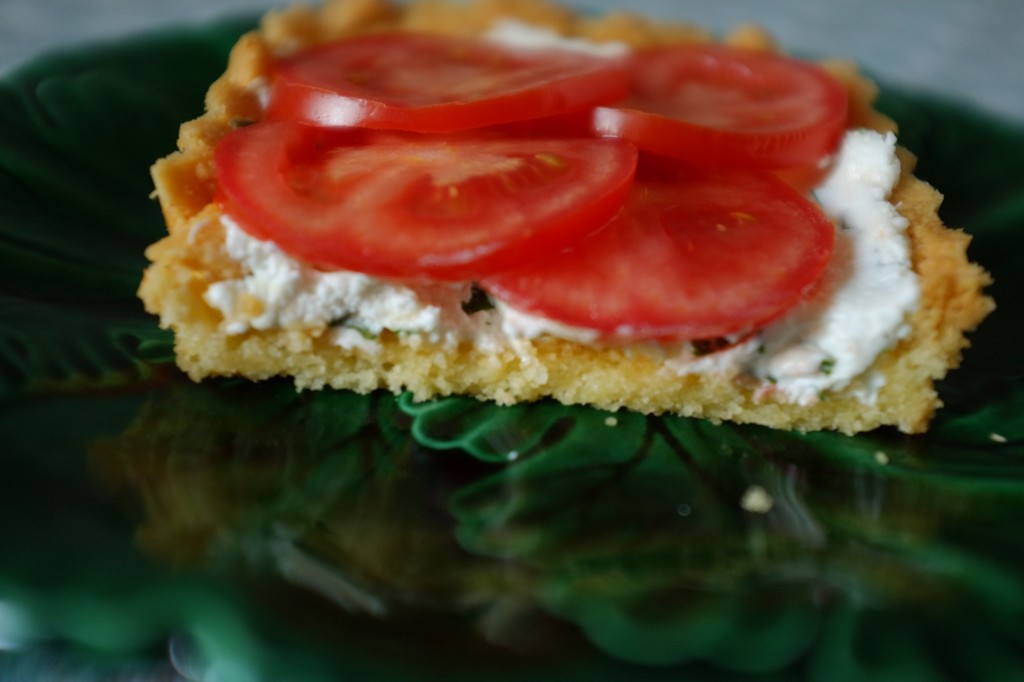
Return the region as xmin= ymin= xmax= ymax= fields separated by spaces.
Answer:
xmin=482 ymin=167 xmax=836 ymax=340
xmin=592 ymin=44 xmax=847 ymax=179
xmin=265 ymin=32 xmax=630 ymax=133
xmin=214 ymin=121 xmax=638 ymax=281
xmin=218 ymin=35 xmax=851 ymax=340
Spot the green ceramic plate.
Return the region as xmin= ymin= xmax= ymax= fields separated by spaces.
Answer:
xmin=2 ymin=17 xmax=1023 ymax=682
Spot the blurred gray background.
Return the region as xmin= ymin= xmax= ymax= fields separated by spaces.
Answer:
xmin=1 ymin=0 xmax=1021 ymax=123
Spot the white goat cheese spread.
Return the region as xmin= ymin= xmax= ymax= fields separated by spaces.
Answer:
xmin=751 ymin=129 xmax=919 ymax=404
xmin=204 ymin=129 xmax=919 ymax=405
xmin=203 ymin=25 xmax=920 ymax=406
xmin=486 ymin=19 xmax=630 ymax=58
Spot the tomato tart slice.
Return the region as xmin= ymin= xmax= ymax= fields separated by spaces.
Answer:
xmin=140 ymin=0 xmax=992 ymax=434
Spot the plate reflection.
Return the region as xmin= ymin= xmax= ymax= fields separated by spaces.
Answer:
xmin=86 ymin=378 xmax=1024 ymax=680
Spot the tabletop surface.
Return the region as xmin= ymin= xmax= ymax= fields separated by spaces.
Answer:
xmin=1 ymin=0 xmax=1021 ymax=124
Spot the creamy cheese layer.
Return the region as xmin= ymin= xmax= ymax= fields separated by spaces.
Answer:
xmin=752 ymin=129 xmax=919 ymax=403
xmin=486 ymin=19 xmax=630 ymax=58
xmin=203 ymin=129 xmax=919 ymax=405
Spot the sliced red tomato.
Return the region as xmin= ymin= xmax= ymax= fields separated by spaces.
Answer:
xmin=592 ymin=44 xmax=847 ymax=181
xmin=481 ymin=167 xmax=835 ymax=340
xmin=214 ymin=120 xmax=638 ymax=281
xmin=265 ymin=32 xmax=630 ymax=133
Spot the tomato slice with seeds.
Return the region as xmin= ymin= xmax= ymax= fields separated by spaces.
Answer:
xmin=482 ymin=167 xmax=835 ymax=340
xmin=592 ymin=44 xmax=847 ymax=181
xmin=265 ymin=32 xmax=630 ymax=133
xmin=214 ymin=120 xmax=638 ymax=281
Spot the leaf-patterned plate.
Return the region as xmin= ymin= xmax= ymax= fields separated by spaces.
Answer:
xmin=2 ymin=16 xmax=1024 ymax=682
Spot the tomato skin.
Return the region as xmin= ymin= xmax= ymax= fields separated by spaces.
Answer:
xmin=214 ymin=120 xmax=638 ymax=281
xmin=592 ymin=44 xmax=848 ymax=180
xmin=482 ymin=166 xmax=836 ymax=340
xmin=265 ymin=32 xmax=630 ymax=133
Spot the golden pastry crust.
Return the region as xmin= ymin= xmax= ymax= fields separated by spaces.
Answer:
xmin=139 ymin=0 xmax=993 ymax=434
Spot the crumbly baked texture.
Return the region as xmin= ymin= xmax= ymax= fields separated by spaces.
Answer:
xmin=139 ymin=0 xmax=994 ymax=434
